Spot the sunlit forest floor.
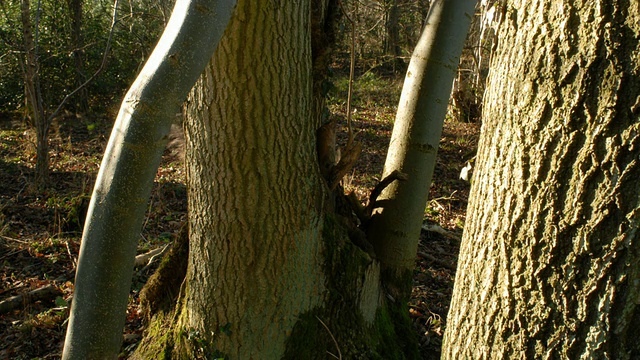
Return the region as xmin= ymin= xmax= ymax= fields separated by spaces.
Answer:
xmin=0 ymin=73 xmax=479 ymax=359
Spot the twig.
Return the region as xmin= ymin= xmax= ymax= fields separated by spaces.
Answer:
xmin=134 ymin=244 xmax=169 ymax=268
xmin=316 ymin=316 xmax=342 ymax=360
xmin=429 ymin=190 xmax=459 ymax=203
xmin=136 ymin=244 xmax=171 ymax=276
xmin=65 ymin=240 xmax=77 ymax=269
xmin=0 ymin=235 xmax=29 ymax=244
xmin=421 ymin=223 xmax=461 ymax=243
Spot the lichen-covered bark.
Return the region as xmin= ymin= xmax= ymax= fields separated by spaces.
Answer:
xmin=443 ymin=0 xmax=640 ymax=359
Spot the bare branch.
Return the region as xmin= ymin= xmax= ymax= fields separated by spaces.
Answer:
xmin=47 ymin=0 xmax=120 ymax=122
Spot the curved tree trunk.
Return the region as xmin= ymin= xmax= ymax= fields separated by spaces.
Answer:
xmin=62 ymin=0 xmax=236 ymax=358
xmin=133 ymin=1 xmax=420 ymax=359
xmin=443 ymin=0 xmax=640 ymax=359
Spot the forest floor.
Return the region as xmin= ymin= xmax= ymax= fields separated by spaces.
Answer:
xmin=0 ymin=73 xmax=480 ymax=359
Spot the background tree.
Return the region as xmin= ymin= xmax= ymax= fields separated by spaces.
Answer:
xmin=0 ymin=0 xmax=170 ymax=186
xmin=443 ymin=0 xmax=640 ymax=358
xmin=383 ymin=0 xmax=402 ymax=71
xmin=66 ymin=0 xmax=88 ymax=113
xmin=367 ymin=0 xmax=476 ymax=299
xmin=19 ymin=0 xmax=48 ymax=185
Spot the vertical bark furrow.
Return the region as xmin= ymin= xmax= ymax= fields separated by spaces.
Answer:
xmin=184 ymin=2 xmax=325 ymax=358
xmin=444 ymin=0 xmax=639 ymax=358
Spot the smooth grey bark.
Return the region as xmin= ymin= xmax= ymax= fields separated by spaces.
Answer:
xmin=61 ymin=0 xmax=236 ymax=358
xmin=366 ymin=0 xmax=476 ymax=286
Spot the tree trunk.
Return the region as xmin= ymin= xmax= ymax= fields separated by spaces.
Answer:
xmin=384 ymin=0 xmax=402 ymax=71
xmin=133 ymin=1 xmax=419 ymax=358
xmin=20 ymin=0 xmax=48 ymax=186
xmin=61 ymin=0 xmax=236 ymax=358
xmin=66 ymin=0 xmax=89 ymax=114
xmin=183 ymin=1 xmax=325 ymax=357
xmin=443 ymin=0 xmax=640 ymax=359
xmin=366 ymin=0 xmax=476 ymax=299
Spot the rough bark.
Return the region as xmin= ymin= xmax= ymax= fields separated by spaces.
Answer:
xmin=443 ymin=0 xmax=640 ymax=359
xmin=366 ymin=0 xmax=476 ymax=298
xmin=133 ymin=1 xmax=419 ymax=358
xmin=182 ymin=2 xmax=325 ymax=357
xmin=61 ymin=1 xmax=236 ymax=358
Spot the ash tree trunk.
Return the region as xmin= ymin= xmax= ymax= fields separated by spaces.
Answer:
xmin=443 ymin=0 xmax=640 ymax=359
xmin=132 ymin=1 xmax=418 ymax=358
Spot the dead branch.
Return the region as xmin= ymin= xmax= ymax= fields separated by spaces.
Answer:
xmin=0 ymin=284 xmax=63 ymax=314
xmin=421 ymin=223 xmax=462 ymax=243
xmin=364 ymin=170 xmax=408 ymax=217
xmin=134 ymin=244 xmax=169 ymax=268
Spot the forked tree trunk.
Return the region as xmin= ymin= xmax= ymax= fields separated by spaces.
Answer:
xmin=133 ymin=1 xmax=419 ymax=358
xmin=443 ymin=0 xmax=640 ymax=358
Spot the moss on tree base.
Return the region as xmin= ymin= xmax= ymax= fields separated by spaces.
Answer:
xmin=283 ymin=214 xmax=419 ymax=359
xmin=133 ymin=214 xmax=418 ymax=359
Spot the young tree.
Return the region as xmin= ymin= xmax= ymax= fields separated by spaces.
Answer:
xmin=19 ymin=0 xmax=48 ymax=185
xmin=443 ymin=0 xmax=640 ymax=358
xmin=62 ymin=0 xmax=236 ymax=358
xmin=367 ymin=0 xmax=476 ymax=298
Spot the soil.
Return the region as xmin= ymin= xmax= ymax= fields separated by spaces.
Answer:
xmin=0 ymin=75 xmax=479 ymax=359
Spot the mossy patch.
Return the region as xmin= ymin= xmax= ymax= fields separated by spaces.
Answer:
xmin=139 ymin=224 xmax=189 ymax=321
xmin=283 ymin=214 xmax=419 ymax=359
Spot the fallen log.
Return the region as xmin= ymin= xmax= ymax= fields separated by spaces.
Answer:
xmin=0 ymin=285 xmax=63 ymax=314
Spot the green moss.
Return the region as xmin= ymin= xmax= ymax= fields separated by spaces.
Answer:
xmin=130 ymin=309 xmax=176 ymax=360
xmin=373 ymin=301 xmax=420 ymax=359
xmin=139 ymin=225 xmax=189 ymax=321
xmin=283 ymin=214 xmax=419 ymax=359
